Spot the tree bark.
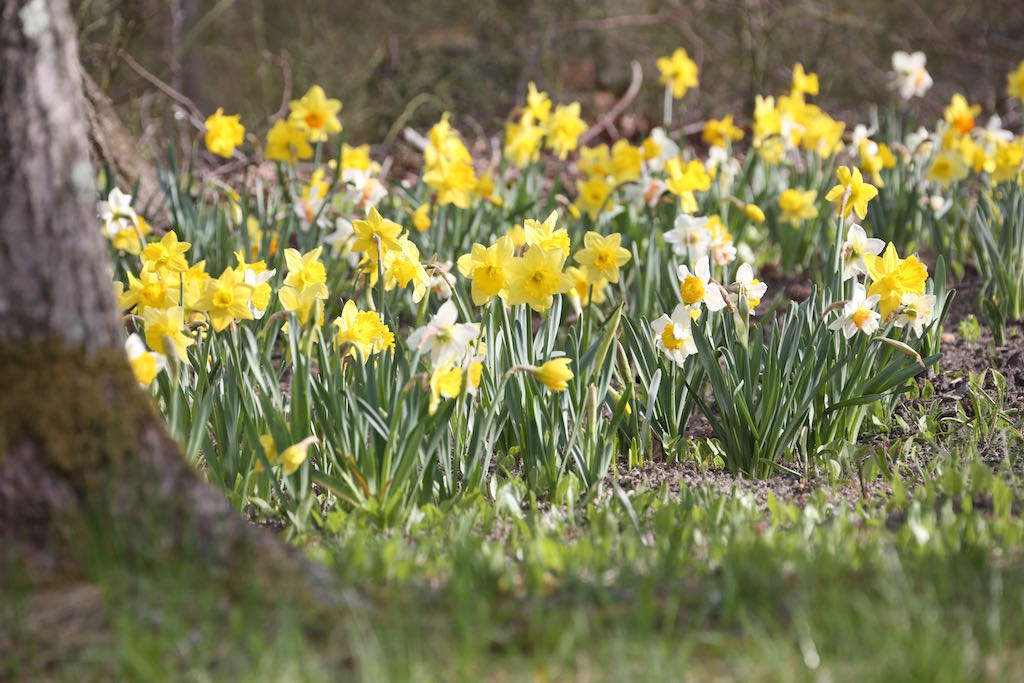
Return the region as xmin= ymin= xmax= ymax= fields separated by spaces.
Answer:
xmin=0 ymin=0 xmax=321 ymax=597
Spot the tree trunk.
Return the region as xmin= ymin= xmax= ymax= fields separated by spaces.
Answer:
xmin=0 ymin=0 xmax=320 ymax=595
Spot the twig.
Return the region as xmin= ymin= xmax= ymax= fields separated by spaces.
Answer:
xmin=578 ymin=60 xmax=643 ymax=146
xmin=267 ymin=49 xmax=293 ymax=123
xmin=116 ymin=48 xmax=205 ymax=129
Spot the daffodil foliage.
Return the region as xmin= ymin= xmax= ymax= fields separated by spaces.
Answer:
xmin=95 ymin=54 xmax=1024 ymax=524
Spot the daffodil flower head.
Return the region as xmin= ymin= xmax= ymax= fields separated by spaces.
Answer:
xmin=841 ymin=224 xmax=885 ymax=281
xmin=895 ymin=293 xmax=936 ymax=337
xmin=573 ymin=231 xmax=631 ymax=285
xmin=505 ymin=245 xmax=574 ymax=313
xmin=677 ymin=256 xmax=726 ymax=312
xmin=530 ymin=357 xmax=573 ymax=392
xmin=429 ymin=360 xmax=464 ymax=415
xmin=829 ymin=283 xmax=881 ymax=339
xmin=195 ymin=266 xmax=254 ymax=332
xmin=524 ymin=211 xmax=571 ymax=256
xmin=863 ymin=243 xmax=929 ymax=318
xmin=731 ymin=263 xmax=768 ymax=314
xmin=288 ymin=85 xmax=343 ymax=143
xmin=456 ymin=236 xmax=515 ymax=306
xmin=142 ymin=231 xmax=191 ymax=275
xmin=125 ymin=333 xmax=167 ymax=386
xmin=657 ymin=48 xmax=699 ymax=99
xmin=407 ymin=300 xmax=480 ymax=368
xmin=663 ymin=213 xmax=711 ymax=260
xmin=650 ymin=303 xmax=698 ymax=367
xmin=204 ymin=108 xmax=245 ymax=158
xmin=825 ymin=166 xmax=878 ymax=220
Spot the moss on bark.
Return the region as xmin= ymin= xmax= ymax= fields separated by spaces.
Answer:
xmin=0 ymin=343 xmax=152 ymax=477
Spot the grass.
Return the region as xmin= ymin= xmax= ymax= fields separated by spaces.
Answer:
xmin=5 ymin=395 xmax=1024 ymax=681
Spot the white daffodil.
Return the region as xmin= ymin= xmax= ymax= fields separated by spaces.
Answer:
xmin=624 ymin=170 xmax=667 ymax=210
xmin=841 ymin=224 xmax=885 ymax=281
xmin=98 ymin=187 xmax=138 ymax=238
xmin=706 ymin=145 xmax=741 ymax=188
xmin=982 ymin=115 xmax=1014 ymax=145
xmin=650 ymin=303 xmax=698 ymax=367
xmin=125 ymin=333 xmax=167 ymax=386
xmin=429 ymin=261 xmax=457 ymax=300
xmin=829 ymin=283 xmax=881 ymax=339
xmin=677 ymin=256 xmax=726 ymax=312
xmin=904 ymin=126 xmax=933 ymax=162
xmin=890 ymin=51 xmax=932 ymax=100
xmin=731 ymin=263 xmax=768 ymax=315
xmin=664 ymin=213 xmax=711 ymax=260
xmin=343 ymin=169 xmax=388 ymax=214
xmin=406 ymin=299 xmax=479 ymax=368
xmin=895 ymin=293 xmax=936 ymax=337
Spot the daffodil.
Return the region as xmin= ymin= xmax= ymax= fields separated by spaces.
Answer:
xmin=650 ymin=304 xmax=697 ymax=367
xmin=530 ymin=357 xmax=573 ymax=392
xmin=423 ymin=154 xmax=477 ymax=209
xmin=283 ymin=247 xmax=327 ymax=293
xmin=743 ymin=204 xmax=766 ymax=224
xmin=333 ymin=300 xmax=394 ymax=360
xmin=279 ymin=283 xmax=327 ymax=326
xmin=702 ymin=115 xmax=744 ymax=148
xmin=429 ymin=360 xmax=464 ymax=415
xmin=943 ymin=94 xmax=980 ymax=135
xmin=575 ymin=175 xmax=614 ymax=220
xmin=707 ymin=216 xmax=737 ymax=267
xmin=264 ymin=119 xmax=312 ymax=164
xmin=665 ymin=157 xmax=711 ymax=197
xmin=544 ymin=102 xmax=587 ymax=160
xmin=573 ymin=231 xmax=631 ymax=284
xmin=840 ymin=224 xmax=885 ymax=281
xmin=641 ymin=127 xmax=679 ymax=172
xmin=565 ymin=266 xmax=607 ymax=311
xmin=143 ymin=305 xmax=194 ymax=362
xmin=890 ymin=51 xmax=932 ymax=100
xmin=505 ymin=246 xmax=574 ymax=313
xmin=120 ymin=265 xmax=178 ymax=315
xmin=524 ymin=211 xmax=571 ymax=256
xmin=457 ymin=235 xmax=515 ymax=306
xmin=778 ymin=188 xmax=818 ymax=225
xmin=412 ymin=204 xmax=432 ymax=232
xmin=351 ymin=206 xmax=404 ymax=257
xmin=525 ymin=82 xmax=552 ymax=123
xmin=1009 ymin=59 xmax=1024 ymax=103
xmin=504 ymin=117 xmax=546 ymax=167
xmin=382 ymin=237 xmax=430 ymax=303
xmin=829 ymin=283 xmax=880 ymax=339
xmin=825 ymin=166 xmax=878 ymax=220
xmin=677 ymin=256 xmax=726 ymax=312
xmin=407 ymin=300 xmax=480 ymax=367
xmin=895 ymin=293 xmax=936 ymax=337
xmin=279 ymin=437 xmax=317 ymax=475
xmin=731 ymin=264 xmax=767 ymax=314
xmin=657 ymin=48 xmax=699 ymax=99
xmin=663 ymin=214 xmax=711 ymax=260
xmin=204 ymin=108 xmax=245 ymax=158
xmin=195 ymin=266 xmax=254 ymax=332
xmin=125 ymin=333 xmax=166 ymax=386
xmin=863 ymin=243 xmax=929 ymax=318
xmin=98 ymin=187 xmax=138 ymax=238
xmin=288 ymin=85 xmax=342 ymax=142
xmin=142 ymin=231 xmax=191 ymax=275
xmin=925 ymin=150 xmax=969 ymax=189
xmin=790 ymin=63 xmax=819 ymax=98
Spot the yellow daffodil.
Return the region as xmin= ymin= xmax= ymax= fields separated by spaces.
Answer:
xmin=743 ymin=204 xmax=766 ymax=224
xmin=143 ymin=305 xmax=194 ymax=362
xmin=790 ymin=63 xmax=819 ymax=98
xmin=333 ymin=300 xmax=394 ymax=360
xmin=544 ymin=102 xmax=587 ymax=160
xmin=575 ymin=175 xmax=613 ymax=220
xmin=204 ymin=108 xmax=245 ymax=158
xmin=504 ymin=117 xmax=546 ymax=167
xmin=412 ymin=204 xmax=432 ymax=232
xmin=530 ymin=358 xmax=573 ymax=392
xmin=195 ymin=266 xmax=254 ymax=332
xmin=1008 ymin=59 xmax=1024 ymax=102
xmin=283 ymin=247 xmax=327 ymax=293
xmin=351 ymin=206 xmax=404 ymax=257
xmin=120 ymin=265 xmax=178 ymax=315
xmin=665 ymin=158 xmax=711 ymax=197
xmin=429 ymin=361 xmax=464 ymax=415
xmin=506 ymin=246 xmax=573 ymax=313
xmin=288 ymin=85 xmax=342 ymax=142
xmin=279 ymin=283 xmax=327 ymax=326
xmin=657 ymin=48 xmax=699 ymax=99
xmin=525 ymin=82 xmax=552 ymax=123
xmin=702 ymin=115 xmax=744 ymax=148
xmin=524 ymin=211 xmax=571 ymax=256
xmin=863 ymin=242 xmax=928 ymax=318
xmin=825 ymin=166 xmax=878 ymax=220
xmin=265 ymin=119 xmax=312 ymax=164
xmin=573 ymin=231 xmax=631 ymax=284
xmin=943 ymin=94 xmax=980 ymax=135
xmin=142 ymin=231 xmax=191 ymax=275
xmin=778 ymin=188 xmax=818 ymax=225
xmin=457 ymin=235 xmax=515 ymax=306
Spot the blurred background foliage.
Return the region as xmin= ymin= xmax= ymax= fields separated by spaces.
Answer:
xmin=75 ymin=0 xmax=1024 ymax=149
